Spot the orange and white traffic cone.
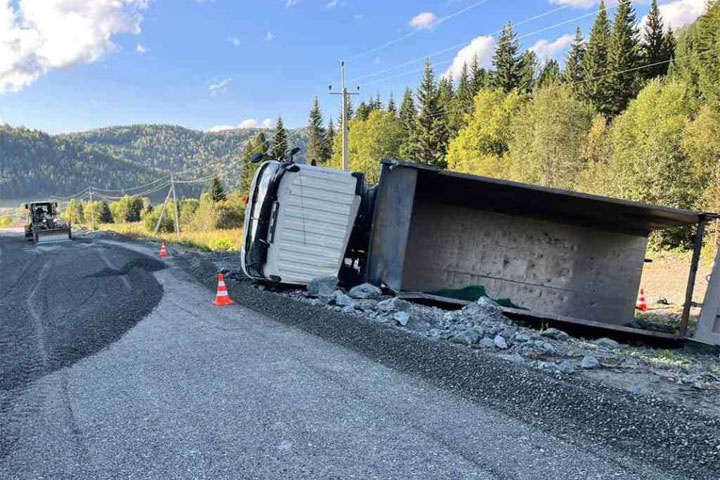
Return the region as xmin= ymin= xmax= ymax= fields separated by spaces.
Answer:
xmin=636 ymin=289 xmax=648 ymax=312
xmin=159 ymin=241 xmax=168 ymax=258
xmin=213 ymin=273 xmax=235 ymax=306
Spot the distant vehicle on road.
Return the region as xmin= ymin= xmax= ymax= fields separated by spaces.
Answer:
xmin=24 ymin=201 xmax=72 ymax=244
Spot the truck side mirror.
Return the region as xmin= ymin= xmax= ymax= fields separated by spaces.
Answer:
xmin=251 ymin=153 xmax=266 ymax=164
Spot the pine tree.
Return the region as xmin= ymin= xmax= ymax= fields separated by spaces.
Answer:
xmin=470 ymin=55 xmax=486 ymax=95
xmin=453 ymin=62 xmax=475 ymax=131
xmin=271 ymin=116 xmax=288 ymax=159
xmin=492 ymin=23 xmax=522 ymax=92
xmin=565 ymin=27 xmax=586 ymax=86
xmin=99 ymin=200 xmax=113 ymax=223
xmin=538 ymin=59 xmax=562 ymax=87
xmin=241 ymin=132 xmax=268 ymax=193
xmin=209 ymin=176 xmax=227 ymax=202
xmin=399 ymin=88 xmax=417 ymax=158
xmin=307 ymin=97 xmax=327 ymax=165
xmin=356 ymin=101 xmax=370 ymax=120
xmin=607 ymin=0 xmax=641 ymax=116
xmin=518 ymin=50 xmax=538 ymax=93
xmin=581 ymin=1 xmax=613 ymax=115
xmin=325 ymin=118 xmax=336 ymax=161
xmin=369 ymin=94 xmax=383 ymax=111
xmin=643 ymin=0 xmax=672 ymax=79
xmin=438 ymin=76 xmax=455 ymax=136
xmin=411 ymin=60 xmax=448 ymax=167
xmin=387 ymin=93 xmax=397 ymax=115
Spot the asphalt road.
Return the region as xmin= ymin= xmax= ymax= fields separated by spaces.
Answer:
xmin=0 ymin=231 xmax=683 ymax=479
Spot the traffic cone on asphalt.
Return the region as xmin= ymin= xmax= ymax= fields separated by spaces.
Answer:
xmin=159 ymin=241 xmax=168 ymax=258
xmin=636 ymin=289 xmax=648 ymax=312
xmin=213 ymin=273 xmax=235 ymax=306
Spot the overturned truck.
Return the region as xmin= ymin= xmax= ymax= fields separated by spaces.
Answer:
xmin=242 ymin=158 xmax=713 ymax=341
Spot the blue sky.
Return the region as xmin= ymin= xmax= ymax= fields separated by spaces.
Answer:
xmin=0 ymin=0 xmax=705 ymax=134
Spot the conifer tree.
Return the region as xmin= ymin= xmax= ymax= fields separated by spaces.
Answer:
xmin=643 ymin=0 xmax=673 ymax=79
xmin=209 ymin=176 xmax=227 ymax=202
xmin=399 ymin=88 xmax=417 ymax=158
xmin=438 ymin=76 xmax=455 ymax=136
xmin=608 ymin=0 xmax=641 ymax=116
xmin=565 ymin=27 xmax=586 ymax=85
xmin=99 ymin=200 xmax=113 ymax=223
xmin=538 ymin=59 xmax=562 ymax=87
xmin=411 ymin=60 xmax=448 ymax=167
xmin=518 ymin=50 xmax=538 ymax=93
xmin=492 ymin=23 xmax=522 ymax=92
xmin=325 ymin=118 xmax=336 ymax=159
xmin=387 ymin=93 xmax=397 ymax=115
xmin=581 ymin=1 xmax=613 ymax=115
xmin=356 ymin=101 xmax=370 ymax=121
xmin=271 ymin=116 xmax=288 ymax=159
xmin=470 ymin=55 xmax=486 ymax=95
xmin=241 ymin=132 xmax=268 ymax=193
xmin=453 ymin=62 xmax=475 ymax=131
xmin=307 ymin=97 xmax=327 ymax=165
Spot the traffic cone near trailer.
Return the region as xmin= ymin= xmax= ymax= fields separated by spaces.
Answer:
xmin=213 ymin=273 xmax=235 ymax=306
xmin=159 ymin=241 xmax=168 ymax=258
xmin=636 ymin=289 xmax=648 ymax=312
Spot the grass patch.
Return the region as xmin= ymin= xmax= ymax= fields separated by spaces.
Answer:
xmin=96 ymin=223 xmax=243 ymax=252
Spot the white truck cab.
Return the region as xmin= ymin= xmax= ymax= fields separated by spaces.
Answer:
xmin=241 ymin=160 xmax=363 ymax=285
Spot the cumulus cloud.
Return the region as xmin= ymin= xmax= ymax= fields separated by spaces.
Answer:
xmin=208 ymin=118 xmax=272 ymax=132
xmin=228 ymin=36 xmax=241 ymax=47
xmin=549 ymin=0 xmax=598 ymax=7
xmin=409 ymin=12 xmax=437 ymax=30
xmin=208 ymin=77 xmax=232 ymax=95
xmin=444 ymin=35 xmax=495 ymax=79
xmin=326 ymin=0 xmax=339 ymax=7
xmin=530 ymin=34 xmax=574 ymax=63
xmin=642 ymin=0 xmax=706 ymax=31
xmin=136 ymin=44 xmax=148 ymax=54
xmin=0 ymin=0 xmax=151 ymax=93
xmin=265 ymin=31 xmax=275 ymax=41
xmin=285 ymin=0 xmax=298 ymax=7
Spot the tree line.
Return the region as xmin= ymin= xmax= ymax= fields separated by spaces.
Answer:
xmin=289 ymin=0 xmax=719 ymax=248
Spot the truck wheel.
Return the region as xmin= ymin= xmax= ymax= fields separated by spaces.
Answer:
xmin=68 ymin=230 xmax=73 ymax=240
xmin=33 ymin=232 xmax=38 ymax=244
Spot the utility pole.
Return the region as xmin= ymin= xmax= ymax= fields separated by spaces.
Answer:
xmin=171 ymin=173 xmax=180 ymax=238
xmin=154 ymin=185 xmax=173 ymax=236
xmin=89 ymin=187 xmax=96 ymax=231
xmin=329 ymin=61 xmax=359 ymax=171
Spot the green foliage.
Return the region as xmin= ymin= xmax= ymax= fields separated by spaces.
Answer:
xmin=607 ymin=0 xmax=642 ymax=116
xmin=0 ymin=216 xmax=11 ymax=227
xmin=208 ymin=176 xmax=227 ymax=202
xmin=240 ymin=132 xmax=269 ymax=195
xmin=537 ymin=60 xmax=562 ymax=87
xmin=582 ymin=1 xmax=613 ymax=115
xmin=307 ymin=97 xmax=330 ymax=165
xmin=565 ymin=27 xmax=586 ymax=86
xmin=207 ymin=236 xmax=236 ymax=252
xmin=179 ymin=198 xmax=200 ymax=227
xmin=271 ymin=117 xmax=289 ymax=160
xmin=409 ymin=61 xmax=449 ymax=167
xmin=99 ymin=200 xmax=113 ymax=224
xmin=110 ymin=196 xmax=144 ymax=223
xmin=144 ymin=202 xmax=176 ymax=233
xmin=446 ymin=89 xmax=526 ymax=176
xmin=64 ymin=198 xmax=84 ymax=225
xmin=505 ymin=87 xmax=595 ymax=189
xmin=398 ymin=88 xmax=417 ymax=158
xmin=491 ymin=23 xmax=522 ymax=93
xmin=329 ymin=110 xmax=403 ymax=183
xmin=643 ymin=0 xmax=674 ymax=79
xmin=683 ymin=106 xmax=720 ymax=212
xmin=518 ymin=50 xmax=538 ymax=93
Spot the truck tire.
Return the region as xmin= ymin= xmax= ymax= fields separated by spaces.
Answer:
xmin=33 ymin=231 xmax=38 ymax=244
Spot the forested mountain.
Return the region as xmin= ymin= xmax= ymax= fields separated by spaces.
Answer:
xmin=0 ymin=124 xmax=309 ymax=199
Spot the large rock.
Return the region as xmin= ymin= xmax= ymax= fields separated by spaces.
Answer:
xmin=307 ymin=276 xmax=338 ymax=297
xmin=494 ymin=335 xmax=509 ymax=350
xmin=595 ymin=337 xmax=620 ymax=350
xmin=462 ymin=296 xmax=504 ymax=319
xmin=450 ymin=329 xmax=482 ymax=346
xmin=540 ymin=328 xmax=570 ymax=341
xmin=331 ymin=291 xmax=356 ymax=308
xmin=581 ymin=355 xmax=600 ymax=369
xmin=393 ymin=311 xmax=411 ymax=326
xmin=348 ymin=283 xmax=382 ymax=300
xmin=377 ymin=297 xmax=412 ymax=313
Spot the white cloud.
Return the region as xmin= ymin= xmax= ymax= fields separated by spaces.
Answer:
xmin=443 ymin=35 xmax=495 ymax=79
xmin=0 ymin=0 xmax=151 ymax=94
xmin=530 ymin=34 xmax=573 ymax=63
xmin=285 ymin=0 xmax=298 ymax=7
xmin=549 ymin=0 xmax=598 ymax=7
xmin=326 ymin=0 xmax=338 ymax=7
xmin=208 ymin=118 xmax=273 ymax=132
xmin=265 ymin=31 xmax=275 ymax=41
xmin=642 ymin=0 xmax=706 ymax=31
xmin=353 ymin=14 xmax=363 ymax=21
xmin=136 ymin=44 xmax=148 ymax=54
xmin=409 ymin=12 xmax=437 ymax=30
xmin=228 ymin=36 xmax=241 ymax=47
xmin=208 ymin=77 xmax=232 ymax=95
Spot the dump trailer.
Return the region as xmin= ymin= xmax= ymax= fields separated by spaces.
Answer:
xmin=24 ymin=201 xmax=72 ymax=244
xmin=242 ymin=157 xmax=708 ymax=331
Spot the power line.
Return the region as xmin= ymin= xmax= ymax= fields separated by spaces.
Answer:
xmin=351 ymin=0 xmax=631 ymax=85
xmin=349 ymin=0 xmax=497 ymax=61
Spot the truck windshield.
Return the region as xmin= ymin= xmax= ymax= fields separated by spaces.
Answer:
xmin=244 ymin=162 xmax=281 ymax=278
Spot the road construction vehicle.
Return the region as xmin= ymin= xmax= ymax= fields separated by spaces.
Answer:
xmin=24 ymin=201 xmax=72 ymax=244
xmin=241 ymin=151 xmax=709 ymax=334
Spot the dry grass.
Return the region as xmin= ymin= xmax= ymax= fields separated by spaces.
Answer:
xmin=96 ymin=223 xmax=243 ymax=252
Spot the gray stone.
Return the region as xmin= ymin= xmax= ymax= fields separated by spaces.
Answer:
xmin=331 ymin=291 xmax=356 ymax=308
xmin=393 ymin=311 xmax=411 ymax=327
xmin=514 ymin=333 xmax=531 ymax=343
xmin=342 ymin=305 xmax=356 ymax=314
xmin=377 ymin=297 xmax=412 ymax=313
xmin=557 ymin=361 xmax=575 ymax=375
xmin=348 ymin=283 xmax=383 ymax=300
xmin=581 ymin=355 xmax=600 ymax=369
xmin=307 ymin=276 xmax=339 ymax=297
xmin=540 ymin=328 xmax=570 ymax=341
xmin=479 ymin=337 xmax=495 ymax=348
xmin=494 ymin=335 xmax=508 ymax=350
xmin=462 ymin=296 xmax=504 ymax=318
xmin=450 ymin=329 xmax=482 ymax=346
xmin=595 ymin=337 xmax=620 ymax=350
xmin=504 ymin=353 xmax=525 ymax=364
xmin=528 ymin=340 xmax=556 ymax=356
